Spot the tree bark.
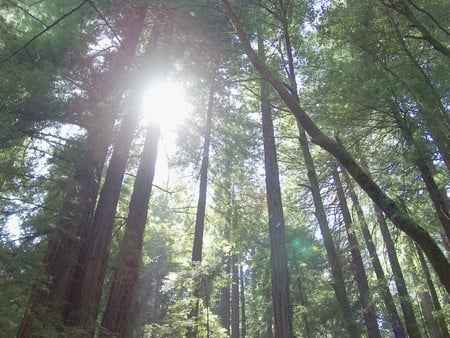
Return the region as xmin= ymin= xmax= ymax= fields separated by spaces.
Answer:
xmin=186 ymin=88 xmax=214 ymax=338
xmin=219 ymin=254 xmax=231 ymax=334
xmin=415 ymin=244 xmax=450 ymax=338
xmin=258 ymin=30 xmax=294 ymax=338
xmin=342 ymin=169 xmax=406 ymax=337
xmin=17 ymin=6 xmax=148 ymax=336
xmin=240 ymin=265 xmax=246 ymax=338
xmin=231 ymin=255 xmax=240 ymax=338
xmin=297 ymin=124 xmax=360 ymax=337
xmin=375 ymin=207 xmax=421 ymax=337
xmin=332 ymin=164 xmax=381 ymax=338
xmin=63 ymin=11 xmax=168 ymax=331
xmin=63 ymin=101 xmax=139 ymax=330
xmin=220 ymin=0 xmax=450 ymax=292
xmin=100 ymin=124 xmax=159 ymax=337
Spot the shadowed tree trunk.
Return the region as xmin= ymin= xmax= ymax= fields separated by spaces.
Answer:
xmin=100 ymin=124 xmax=159 ymax=337
xmin=220 ymin=0 xmax=450 ymax=292
xmin=342 ymin=169 xmax=406 ymax=337
xmin=375 ymin=206 xmax=421 ymax=337
xmin=64 ymin=99 xmax=140 ymax=330
xmin=231 ymin=255 xmax=240 ymax=338
xmin=258 ymin=30 xmax=294 ymax=338
xmin=17 ymin=6 xmax=148 ymax=336
xmin=240 ymin=265 xmax=246 ymax=338
xmin=219 ymin=254 xmax=231 ymax=334
xmin=414 ymin=244 xmax=450 ymax=338
xmin=186 ymin=88 xmax=214 ymax=338
xmin=332 ymin=164 xmax=381 ymax=338
xmin=297 ymin=125 xmax=360 ymax=337
xmin=63 ymin=12 xmax=168 ymax=332
xmin=275 ymin=1 xmax=360 ymax=333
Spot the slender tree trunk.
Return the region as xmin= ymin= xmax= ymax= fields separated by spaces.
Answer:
xmin=219 ymin=255 xmax=231 ymax=334
xmin=258 ymin=31 xmax=294 ymax=338
xmin=408 ymin=245 xmax=440 ymax=338
xmin=100 ymin=124 xmax=159 ymax=337
xmin=220 ymin=0 xmax=450 ymax=292
xmin=375 ymin=207 xmax=421 ymax=337
xmin=297 ymin=274 xmax=313 ymax=338
xmin=240 ymin=265 xmax=246 ymax=338
xmin=415 ymin=244 xmax=450 ymax=338
xmin=186 ymin=88 xmax=214 ymax=338
xmin=275 ymin=5 xmax=359 ymax=333
xmin=231 ymin=255 xmax=240 ymax=338
xmin=342 ymin=169 xmax=406 ymax=337
xmin=297 ymin=125 xmax=360 ymax=337
xmin=332 ymin=164 xmax=381 ymax=338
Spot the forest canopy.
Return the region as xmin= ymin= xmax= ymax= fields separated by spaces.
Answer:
xmin=1 ymin=0 xmax=449 ymax=337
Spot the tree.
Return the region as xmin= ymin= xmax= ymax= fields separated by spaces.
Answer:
xmin=220 ymin=0 xmax=450 ymax=292
xmin=342 ymin=169 xmax=405 ymax=337
xmin=186 ymin=86 xmax=214 ymax=337
xmin=258 ymin=29 xmax=294 ymax=338
xmin=100 ymin=124 xmax=160 ymax=337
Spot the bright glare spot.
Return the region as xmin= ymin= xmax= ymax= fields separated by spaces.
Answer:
xmin=141 ymin=81 xmax=189 ymax=129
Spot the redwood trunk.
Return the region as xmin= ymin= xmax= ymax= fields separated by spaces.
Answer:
xmin=100 ymin=124 xmax=159 ymax=337
xmin=332 ymin=164 xmax=381 ymax=338
xmin=343 ymin=170 xmax=405 ymax=337
xmin=297 ymin=124 xmax=360 ymax=337
xmin=231 ymin=255 xmax=240 ymax=338
xmin=375 ymin=207 xmax=421 ymax=337
xmin=17 ymin=7 xmax=147 ymax=335
xmin=259 ymin=31 xmax=294 ymax=338
xmin=186 ymin=88 xmax=214 ymax=337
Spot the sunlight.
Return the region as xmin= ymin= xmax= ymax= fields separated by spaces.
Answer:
xmin=141 ymin=81 xmax=189 ymax=129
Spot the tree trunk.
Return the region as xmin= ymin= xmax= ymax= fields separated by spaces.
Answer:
xmin=63 ymin=12 xmax=167 ymax=331
xmin=415 ymin=244 xmax=450 ymax=338
xmin=100 ymin=124 xmax=159 ymax=337
xmin=63 ymin=103 xmax=139 ymax=330
xmin=220 ymin=0 xmax=450 ymax=292
xmin=297 ymin=125 xmax=360 ymax=337
xmin=219 ymin=254 xmax=231 ymax=334
xmin=375 ymin=207 xmax=421 ymax=337
xmin=16 ymin=6 xmax=148 ymax=336
xmin=332 ymin=164 xmax=381 ymax=338
xmin=258 ymin=31 xmax=294 ymax=338
xmin=186 ymin=88 xmax=214 ymax=338
xmin=231 ymin=255 xmax=240 ymax=338
xmin=297 ymin=274 xmax=313 ymax=338
xmin=342 ymin=169 xmax=406 ymax=337
xmin=240 ymin=265 xmax=246 ymax=338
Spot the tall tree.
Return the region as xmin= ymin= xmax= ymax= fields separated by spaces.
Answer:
xmin=100 ymin=124 xmax=160 ymax=337
xmin=331 ymin=163 xmax=381 ymax=338
xmin=187 ymin=86 xmax=214 ymax=337
xmin=220 ymin=0 xmax=450 ymax=292
xmin=16 ymin=2 xmax=148 ymax=336
xmin=258 ymin=29 xmax=294 ymax=338
xmin=64 ymin=8 xmax=171 ymax=331
xmin=375 ymin=206 xmax=421 ymax=337
xmin=342 ymin=169 xmax=405 ymax=337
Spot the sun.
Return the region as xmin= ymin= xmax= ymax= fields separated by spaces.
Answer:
xmin=141 ymin=81 xmax=189 ymax=129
